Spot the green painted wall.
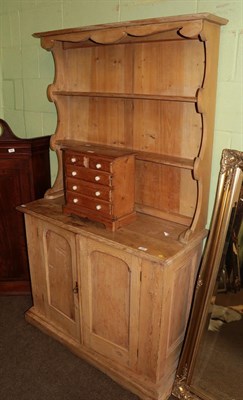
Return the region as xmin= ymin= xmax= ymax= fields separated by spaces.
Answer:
xmin=0 ymin=0 xmax=242 ymax=224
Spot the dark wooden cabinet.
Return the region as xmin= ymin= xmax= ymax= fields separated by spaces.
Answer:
xmin=0 ymin=119 xmax=51 ymax=294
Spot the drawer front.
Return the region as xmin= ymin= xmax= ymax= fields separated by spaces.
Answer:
xmin=88 ymin=157 xmax=111 ymax=172
xmin=65 ymin=151 xmax=112 ymax=172
xmin=66 ymin=179 xmax=112 ymax=201
xmin=0 ymin=147 xmax=30 ymax=156
xmin=66 ymin=192 xmax=112 ymax=216
xmin=66 ymin=165 xmax=112 ymax=186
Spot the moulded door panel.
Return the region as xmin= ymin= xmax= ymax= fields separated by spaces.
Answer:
xmin=78 ymin=237 xmax=141 ymax=368
xmin=41 ymin=221 xmax=81 ymax=342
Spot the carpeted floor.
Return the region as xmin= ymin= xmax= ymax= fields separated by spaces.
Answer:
xmin=0 ymin=295 xmax=176 ymax=400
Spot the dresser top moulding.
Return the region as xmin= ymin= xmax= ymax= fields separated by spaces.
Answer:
xmin=32 ymin=13 xmax=228 ymax=48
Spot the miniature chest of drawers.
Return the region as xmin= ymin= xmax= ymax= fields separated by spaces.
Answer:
xmin=62 ymin=145 xmax=136 ymax=230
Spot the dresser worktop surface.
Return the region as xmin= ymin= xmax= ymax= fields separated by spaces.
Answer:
xmin=18 ymin=197 xmax=207 ymax=265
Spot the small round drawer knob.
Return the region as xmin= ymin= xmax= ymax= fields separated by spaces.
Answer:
xmin=96 ymin=163 xmax=102 ymax=169
xmin=72 ymin=185 xmax=78 ymax=191
xmin=72 ymin=171 xmax=77 ymax=176
xmin=71 ymin=157 xmax=76 ymax=163
xmin=95 ymin=191 xmax=101 ymax=197
xmin=73 ymin=198 xmax=78 ymax=204
xmin=95 ymin=176 xmax=100 ymax=181
xmin=96 ymin=205 xmax=102 ymax=210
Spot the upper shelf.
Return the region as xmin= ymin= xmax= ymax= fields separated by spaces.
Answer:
xmin=51 ymin=90 xmax=197 ymax=103
xmin=33 ymin=13 xmax=228 ymax=48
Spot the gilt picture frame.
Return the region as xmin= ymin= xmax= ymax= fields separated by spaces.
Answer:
xmin=172 ymin=148 xmax=243 ymax=400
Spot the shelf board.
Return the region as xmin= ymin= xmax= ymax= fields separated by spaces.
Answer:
xmin=51 ymin=90 xmax=197 ymax=103
xmin=135 ymin=151 xmax=194 ymax=169
xmin=56 ymin=140 xmax=194 ymax=170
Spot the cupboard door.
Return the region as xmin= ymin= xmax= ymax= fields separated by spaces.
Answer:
xmin=0 ymin=158 xmax=31 ymax=288
xmin=78 ymin=237 xmax=141 ymax=368
xmin=25 ymin=216 xmax=80 ymax=342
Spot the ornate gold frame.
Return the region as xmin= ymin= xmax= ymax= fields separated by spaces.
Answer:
xmin=172 ymin=149 xmax=243 ymax=400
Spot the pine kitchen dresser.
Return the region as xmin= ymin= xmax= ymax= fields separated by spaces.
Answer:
xmin=18 ymin=13 xmax=227 ymax=400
